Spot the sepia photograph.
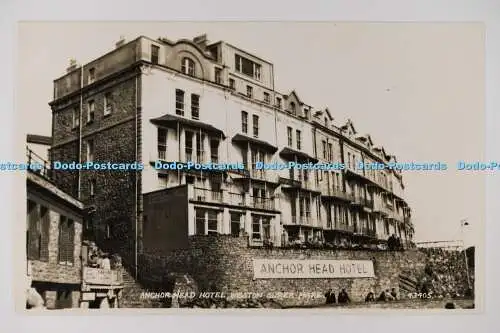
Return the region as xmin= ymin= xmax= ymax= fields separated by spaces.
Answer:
xmin=18 ymin=21 xmax=484 ymax=311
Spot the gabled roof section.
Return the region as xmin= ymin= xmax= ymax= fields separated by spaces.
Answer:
xmin=324 ymin=107 xmax=333 ymax=121
xmin=284 ymin=90 xmax=304 ymax=105
xmin=340 ymin=119 xmax=356 ymax=136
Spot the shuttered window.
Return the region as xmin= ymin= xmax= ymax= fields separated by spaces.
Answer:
xmin=39 ymin=206 xmax=50 ymax=261
xmin=27 ymin=200 xmax=40 ymax=260
xmin=58 ymin=216 xmax=75 ymax=265
xmin=27 ymin=201 xmax=50 ymax=261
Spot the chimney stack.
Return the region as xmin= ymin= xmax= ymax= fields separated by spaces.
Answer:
xmin=66 ymin=59 xmax=78 ymax=73
xmin=193 ymin=34 xmax=208 ymax=49
xmin=115 ymin=35 xmax=126 ymax=48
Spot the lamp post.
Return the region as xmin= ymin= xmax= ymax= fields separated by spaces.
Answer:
xmin=460 ymin=219 xmax=471 ymax=290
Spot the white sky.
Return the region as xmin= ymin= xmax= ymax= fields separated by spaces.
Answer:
xmin=17 ymin=22 xmax=485 ymax=246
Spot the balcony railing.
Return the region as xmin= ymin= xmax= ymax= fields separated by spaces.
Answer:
xmin=26 ymin=147 xmax=51 ymax=179
xmin=83 ymin=267 xmax=123 ymax=286
xmin=192 ymin=187 xmax=223 ymax=203
xmin=250 ymin=165 xmax=266 ymax=180
xmin=228 ymin=192 xmax=246 ymax=206
xmin=323 ymin=186 xmax=351 ymax=201
xmin=251 ymin=196 xmax=275 ymax=210
xmin=334 ymin=223 xmax=355 ymax=233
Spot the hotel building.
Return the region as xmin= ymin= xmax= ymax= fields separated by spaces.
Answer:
xmin=49 ymin=34 xmax=414 ymax=267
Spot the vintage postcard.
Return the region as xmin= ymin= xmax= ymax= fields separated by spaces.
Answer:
xmin=16 ymin=21 xmax=484 ymax=312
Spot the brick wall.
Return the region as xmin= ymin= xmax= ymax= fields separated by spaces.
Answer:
xmin=140 ymin=235 xmax=428 ymax=305
xmin=51 ymin=71 xmax=140 ymax=265
xmin=28 ymin=197 xmax=83 ymax=285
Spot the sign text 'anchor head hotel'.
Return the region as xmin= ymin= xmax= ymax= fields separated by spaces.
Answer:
xmin=253 ymin=259 xmax=375 ymax=279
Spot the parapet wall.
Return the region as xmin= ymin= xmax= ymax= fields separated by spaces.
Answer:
xmin=140 ymin=235 xmax=431 ymax=304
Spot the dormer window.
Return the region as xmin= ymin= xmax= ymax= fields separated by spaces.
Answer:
xmin=88 ymin=68 xmax=95 ymax=84
xmin=181 ymin=57 xmax=195 ymax=76
xmin=235 ymin=54 xmax=261 ymax=80
xmin=303 ymin=108 xmax=309 ymax=119
xmin=324 ymin=117 xmax=328 ymax=126
xmin=290 ymin=102 xmax=297 ymax=115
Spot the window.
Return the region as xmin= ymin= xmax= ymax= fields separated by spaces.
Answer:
xmin=230 ymin=212 xmax=241 ymax=237
xmin=214 ymin=68 xmax=222 ymax=84
xmin=87 ymin=100 xmax=95 ymax=123
xmin=195 ymin=209 xmax=219 ymax=235
xmin=296 ymin=130 xmax=301 ymax=150
xmin=86 ymin=139 xmax=94 ymax=162
xmin=191 ymin=94 xmax=200 ymax=120
xmin=151 ymin=45 xmax=159 ymax=64
xmin=195 ymin=132 xmax=205 ymax=163
xmin=58 ymin=216 xmax=74 ymax=265
xmin=252 ymin=215 xmax=261 ymax=240
xmin=229 ymin=78 xmax=235 ymax=90
xmin=72 ymin=108 xmax=80 ymax=129
xmin=104 ymin=92 xmax=113 ymax=116
xmin=157 ymin=128 xmax=167 ymax=160
xmin=322 ymin=140 xmax=327 ymax=159
xmin=287 ymin=127 xmax=293 ymax=147
xmin=241 ymin=111 xmax=248 ymax=133
xmin=347 ymin=152 xmax=351 ymax=168
xmin=263 ymin=92 xmax=270 ymax=104
xmin=252 ymin=115 xmax=259 ymax=138
xmin=290 ymin=102 xmax=296 ymax=115
xmin=328 ymin=143 xmax=333 ymax=161
xmin=304 ymin=108 xmax=309 ymax=119
xmin=207 ymin=210 xmax=218 ymax=235
xmin=181 ymin=57 xmax=195 ymax=76
xmin=158 ymin=173 xmax=168 ymax=187
xmin=185 ymin=131 xmax=193 ymax=161
xmin=246 ymin=85 xmax=253 ymax=98
xmin=89 ymin=179 xmax=96 ymax=198
xmin=175 ymin=89 xmax=185 ymax=116
xmin=88 ymin=68 xmax=95 ymax=84
xmin=195 ymin=209 xmax=205 ymax=235
xmin=85 ymin=139 xmax=94 ymax=162
xmin=235 ymin=54 xmax=261 ymax=80
xmin=276 ymin=97 xmax=282 ymax=109
xmin=210 ymin=139 xmax=219 ymax=163
xmin=27 ymin=201 xmax=50 ymax=261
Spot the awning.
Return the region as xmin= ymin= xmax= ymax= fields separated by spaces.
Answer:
xmin=150 ymin=114 xmax=226 ymax=139
xmin=279 ymin=147 xmax=318 ymax=163
xmin=232 ymin=134 xmax=278 ymax=153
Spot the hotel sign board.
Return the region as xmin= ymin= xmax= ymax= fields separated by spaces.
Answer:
xmin=253 ymin=259 xmax=375 ymax=279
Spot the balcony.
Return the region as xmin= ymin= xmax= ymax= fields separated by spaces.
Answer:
xmin=228 ymin=192 xmax=246 ymax=206
xmin=191 ymin=187 xmax=223 ymax=203
xmin=334 ymin=223 xmax=355 ymax=233
xmin=251 ymin=196 xmax=275 ymax=210
xmin=322 ymin=186 xmax=352 ymax=201
xmin=279 ymin=177 xmax=301 ymax=187
xmin=289 ymin=215 xmax=312 ymax=226
xmin=83 ymin=267 xmax=123 ymax=286
xmin=250 ymin=165 xmax=266 ymax=180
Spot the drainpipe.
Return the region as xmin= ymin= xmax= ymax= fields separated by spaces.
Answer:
xmin=135 ymin=74 xmax=138 ymax=280
xmin=78 ymin=65 xmax=84 ymax=200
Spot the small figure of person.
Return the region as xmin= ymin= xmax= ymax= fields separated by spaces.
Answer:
xmin=365 ymin=291 xmax=375 ymax=302
xmin=88 ymin=254 xmax=99 ymax=267
xmin=337 ymin=288 xmax=350 ymax=304
xmin=324 ymin=288 xmax=336 ymax=304
xmin=101 ymin=253 xmax=111 ymax=270
xmin=377 ymin=290 xmax=387 ymax=302
xmin=390 ymin=288 xmax=398 ymax=300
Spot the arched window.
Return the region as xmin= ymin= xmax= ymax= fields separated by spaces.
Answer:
xmin=290 ymin=102 xmax=296 ymax=115
xmin=181 ymin=57 xmax=195 ymax=76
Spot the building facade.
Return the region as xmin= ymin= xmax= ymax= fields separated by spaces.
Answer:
xmin=26 ymin=143 xmax=123 ymax=309
xmin=49 ymin=34 xmax=414 ymax=263
xmin=26 ymin=154 xmax=84 ymax=309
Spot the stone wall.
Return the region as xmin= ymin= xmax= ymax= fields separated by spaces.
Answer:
xmin=140 ymin=235 xmax=428 ymax=306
